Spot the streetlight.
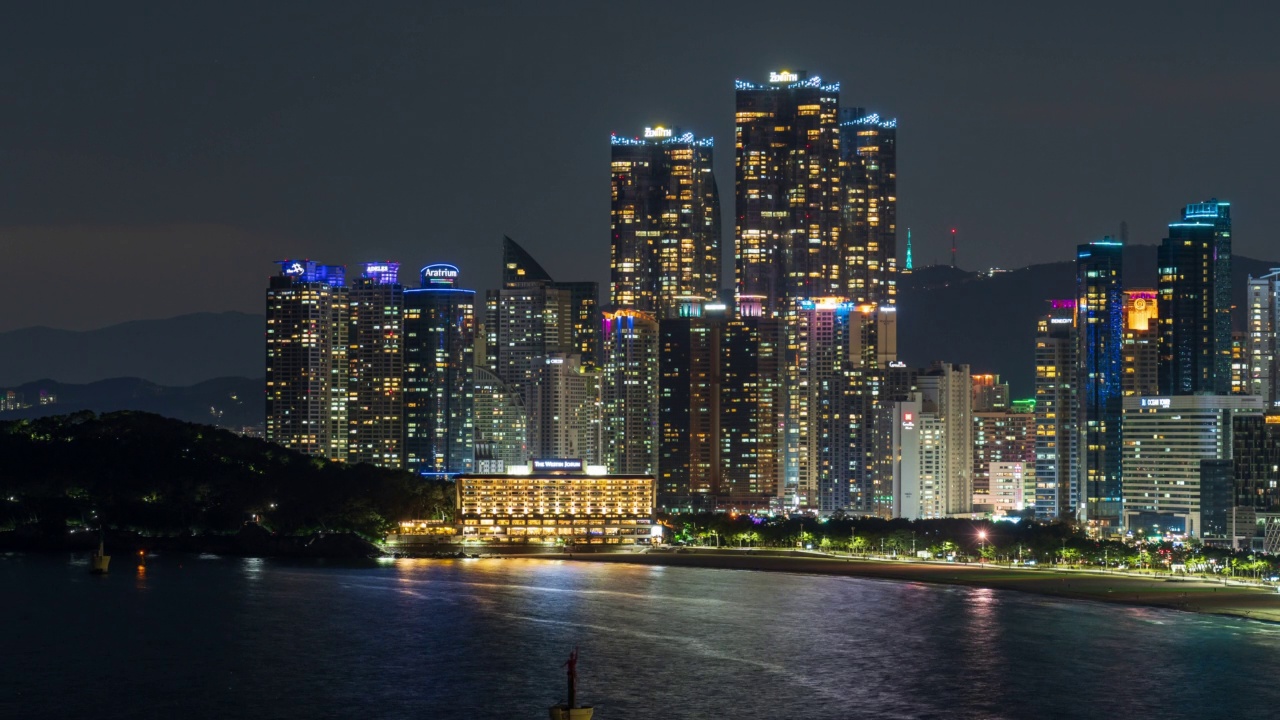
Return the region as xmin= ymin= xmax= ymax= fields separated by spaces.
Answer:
xmin=978 ymin=530 xmax=987 ymax=563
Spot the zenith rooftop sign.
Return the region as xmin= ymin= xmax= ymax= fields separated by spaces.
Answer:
xmin=643 ymin=126 xmax=672 ymax=138
xmin=769 ymin=71 xmax=798 ymax=83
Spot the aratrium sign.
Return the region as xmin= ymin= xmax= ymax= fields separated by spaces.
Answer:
xmin=769 ymin=71 xmax=798 ymax=83
xmin=643 ymin=126 xmax=672 ymax=138
xmin=421 ymin=263 xmax=459 ymax=287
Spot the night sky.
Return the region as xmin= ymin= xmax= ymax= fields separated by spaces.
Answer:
xmin=2 ymin=1 xmax=1277 ymax=332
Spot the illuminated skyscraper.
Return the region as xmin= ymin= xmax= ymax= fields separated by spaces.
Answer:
xmin=528 ymin=352 xmax=602 ymax=463
xmin=347 ymin=262 xmax=404 ymax=468
xmin=1122 ymin=395 xmax=1263 ymax=536
xmin=483 ymin=282 xmax=573 ymax=406
xmin=734 ymin=71 xmax=842 ymax=316
xmin=265 ymin=260 xmax=348 ymax=460
xmin=658 ymin=310 xmax=722 ymax=511
xmin=1158 ymin=200 xmax=1232 ymax=395
xmin=601 ymin=309 xmax=659 ymax=475
xmin=1034 ymin=300 xmax=1080 ymax=520
xmin=473 ymin=367 xmax=527 ymax=472
xmin=892 ymin=363 xmax=971 ymax=519
xmin=1077 ymin=239 xmax=1124 ymax=529
xmin=719 ymin=316 xmax=785 ymax=507
xmin=499 ymin=236 xmax=599 ymax=366
xmin=972 ymin=410 xmax=1035 ymax=503
xmin=610 ymin=127 xmax=720 ymax=317
xmin=785 ymin=300 xmax=889 ymax=513
xmin=1246 ymin=269 xmax=1280 ymax=405
xmin=403 ymin=264 xmax=475 ymax=475
xmin=1122 ymin=290 xmax=1160 ymax=397
xmin=917 ymin=362 xmax=974 ymax=515
xmin=839 ymin=109 xmax=898 ymax=307
xmin=971 ymin=374 xmax=1009 ymax=412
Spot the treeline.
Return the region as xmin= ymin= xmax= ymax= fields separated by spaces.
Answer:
xmin=667 ymin=514 xmax=1278 ymax=574
xmin=0 ymin=411 xmax=452 ymax=539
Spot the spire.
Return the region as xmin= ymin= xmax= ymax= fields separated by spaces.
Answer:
xmin=904 ymin=227 xmax=913 ymax=272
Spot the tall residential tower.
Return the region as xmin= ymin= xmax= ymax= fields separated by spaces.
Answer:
xmin=610 ymin=127 xmax=720 ymax=317
xmin=265 ymin=260 xmax=348 ymax=460
xmin=734 ymin=71 xmax=842 ymax=316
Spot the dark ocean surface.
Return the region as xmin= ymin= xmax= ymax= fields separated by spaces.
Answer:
xmin=5 ymin=553 xmax=1277 ymax=719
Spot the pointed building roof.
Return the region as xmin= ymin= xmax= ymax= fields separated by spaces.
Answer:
xmin=502 ymin=236 xmax=554 ymax=288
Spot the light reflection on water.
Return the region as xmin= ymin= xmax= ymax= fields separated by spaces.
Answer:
xmin=3 ymin=553 xmax=1279 ymax=719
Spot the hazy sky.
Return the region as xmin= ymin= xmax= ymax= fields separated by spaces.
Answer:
xmin=2 ymin=1 xmax=1277 ymax=332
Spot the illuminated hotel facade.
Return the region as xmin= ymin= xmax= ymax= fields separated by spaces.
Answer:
xmin=347 ymin=262 xmax=404 ymax=468
xmin=1122 ymin=395 xmax=1263 ymax=536
xmin=403 ymin=264 xmax=475 ymax=475
xmin=265 ymin=260 xmax=349 ymax=461
xmin=456 ymin=459 xmax=656 ymax=544
xmin=735 ymin=71 xmax=842 ymax=316
xmin=610 ymin=127 xmax=720 ymax=317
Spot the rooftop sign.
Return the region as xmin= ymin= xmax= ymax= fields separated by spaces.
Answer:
xmin=769 ymin=71 xmax=798 ymax=83
xmin=532 ymin=458 xmax=584 ymax=472
xmin=420 ymin=263 xmax=460 ymax=287
xmin=643 ymin=126 xmax=672 ymax=138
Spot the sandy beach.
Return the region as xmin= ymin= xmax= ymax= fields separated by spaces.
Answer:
xmin=563 ymin=548 xmax=1280 ymax=623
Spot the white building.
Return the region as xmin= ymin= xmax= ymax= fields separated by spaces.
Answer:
xmin=1121 ymin=395 xmax=1264 ymax=536
xmin=1247 ymin=269 xmax=1280 ymax=406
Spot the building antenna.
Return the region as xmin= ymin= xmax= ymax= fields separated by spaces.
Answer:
xmin=950 ymin=228 xmax=957 ymax=269
xmin=1120 ymin=220 xmax=1129 ymax=245
xmin=904 ymin=228 xmax=913 ymax=272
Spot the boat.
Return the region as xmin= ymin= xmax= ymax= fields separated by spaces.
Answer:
xmin=89 ymin=537 xmax=111 ymax=575
xmin=548 ymin=648 xmax=593 ymax=719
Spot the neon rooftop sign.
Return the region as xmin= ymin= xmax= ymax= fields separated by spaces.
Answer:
xmin=643 ymin=126 xmax=672 ymax=138
xmin=769 ymin=71 xmax=798 ymax=83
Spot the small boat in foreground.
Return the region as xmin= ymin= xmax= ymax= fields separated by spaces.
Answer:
xmin=90 ymin=537 xmax=111 ymax=575
xmin=548 ymin=648 xmax=594 ymax=719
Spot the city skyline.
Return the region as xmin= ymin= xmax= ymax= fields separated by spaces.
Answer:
xmin=3 ymin=2 xmax=1279 ymax=332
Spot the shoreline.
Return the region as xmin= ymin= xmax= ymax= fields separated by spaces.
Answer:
xmin=557 ymin=548 xmax=1280 ymax=624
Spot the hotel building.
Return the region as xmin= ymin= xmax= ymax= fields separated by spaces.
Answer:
xmin=456 ymin=460 xmax=656 ymax=544
xmin=1122 ymin=395 xmax=1264 ymax=536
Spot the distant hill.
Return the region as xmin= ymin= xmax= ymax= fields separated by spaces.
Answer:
xmin=0 ymin=377 xmax=262 ymax=429
xmin=0 ymin=311 xmax=263 ymax=386
xmin=897 ymin=245 xmax=1280 ymax=396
